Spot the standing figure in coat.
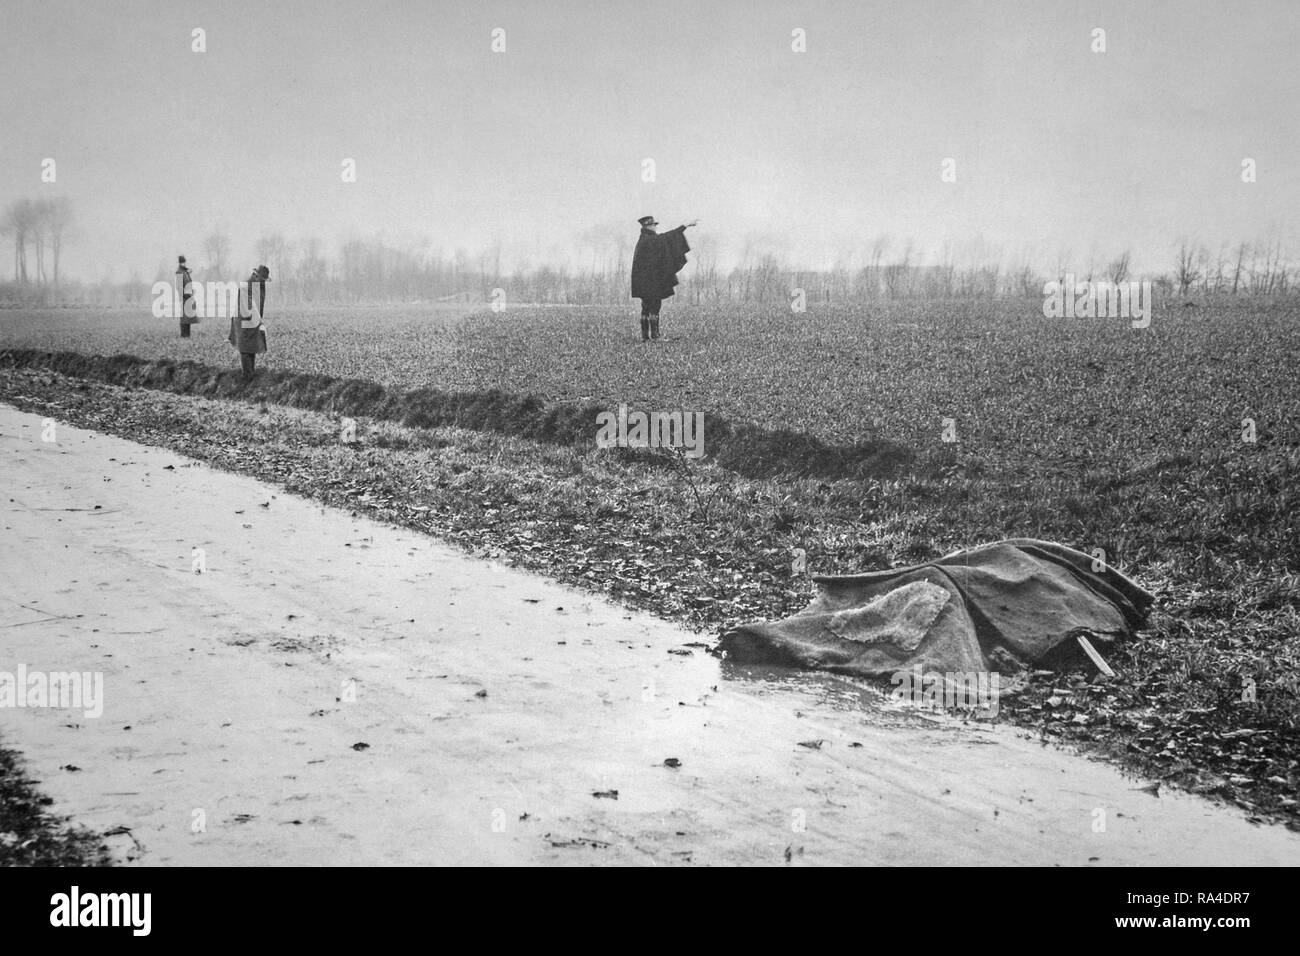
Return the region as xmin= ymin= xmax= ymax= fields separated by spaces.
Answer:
xmin=630 ymin=215 xmax=696 ymax=341
xmin=229 ymin=265 xmax=269 ymax=377
xmin=176 ymin=255 xmax=197 ymax=337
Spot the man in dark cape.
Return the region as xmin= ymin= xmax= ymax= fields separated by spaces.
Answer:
xmin=630 ymin=215 xmax=696 ymax=341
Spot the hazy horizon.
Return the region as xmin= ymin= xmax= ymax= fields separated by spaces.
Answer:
xmin=2 ymin=0 xmax=1297 ymax=283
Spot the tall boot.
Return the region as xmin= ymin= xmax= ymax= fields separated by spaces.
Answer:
xmin=640 ymin=318 xmax=650 ymax=341
xmin=649 ymin=317 xmax=660 ymax=340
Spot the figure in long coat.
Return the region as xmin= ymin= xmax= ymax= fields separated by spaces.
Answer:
xmin=175 ymin=256 xmax=197 ymax=337
xmin=630 ymin=215 xmax=696 ymax=341
xmin=229 ymin=265 xmax=269 ymax=377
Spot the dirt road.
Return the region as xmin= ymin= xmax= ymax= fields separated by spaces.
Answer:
xmin=2 ymin=403 xmax=1297 ymax=865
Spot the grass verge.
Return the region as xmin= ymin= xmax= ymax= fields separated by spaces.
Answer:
xmin=0 ymin=349 xmax=913 ymax=481
xmin=0 ymin=742 xmax=113 ymax=866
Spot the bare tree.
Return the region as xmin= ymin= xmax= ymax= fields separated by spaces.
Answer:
xmin=43 ymin=197 xmax=73 ymax=285
xmin=1195 ymin=246 xmax=1212 ymax=294
xmin=1175 ymin=240 xmax=1201 ymax=296
xmin=279 ymin=237 xmax=299 ymax=286
xmin=1053 ymin=246 xmax=1073 ymax=285
xmin=1106 ymin=250 xmax=1131 ymax=285
xmin=1263 ymin=236 xmax=1286 ymax=295
xmin=1015 ymin=262 xmax=1039 ymax=297
xmin=202 ymin=229 xmax=231 ymax=278
xmin=2 ymin=200 xmax=39 ymax=283
xmin=868 ymin=234 xmax=890 ymax=297
xmin=751 ymin=253 xmax=785 ymax=303
xmin=883 ymin=240 xmax=913 ymax=298
xmin=298 ymin=237 xmax=328 ymax=302
xmin=1082 ymin=246 xmax=1102 ymax=283
xmin=255 ymin=231 xmax=288 ymax=285
xmin=936 ymin=240 xmax=957 ymax=296
xmin=1231 ymin=242 xmax=1249 ymax=294
xmin=29 ymin=201 xmax=47 ymax=284
xmin=1208 ymin=242 xmax=1230 ymax=295
xmin=0 ymin=203 xmax=20 ymax=282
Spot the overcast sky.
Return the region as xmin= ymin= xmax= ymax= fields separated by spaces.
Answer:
xmin=1 ymin=0 xmax=1296 ymax=280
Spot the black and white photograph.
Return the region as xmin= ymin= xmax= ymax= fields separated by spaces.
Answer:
xmin=0 ymin=0 xmax=1296 ymax=914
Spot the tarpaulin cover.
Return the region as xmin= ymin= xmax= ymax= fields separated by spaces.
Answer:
xmin=719 ymin=539 xmax=1153 ymax=677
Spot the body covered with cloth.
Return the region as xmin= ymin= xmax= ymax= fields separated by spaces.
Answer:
xmin=720 ymin=539 xmax=1153 ymax=677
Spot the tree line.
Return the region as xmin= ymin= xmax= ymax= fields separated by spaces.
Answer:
xmin=1 ymin=217 xmax=1297 ymax=307
xmin=1 ymin=197 xmax=74 ymax=286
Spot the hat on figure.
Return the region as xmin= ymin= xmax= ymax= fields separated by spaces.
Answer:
xmin=638 ymin=215 xmax=658 ymax=227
